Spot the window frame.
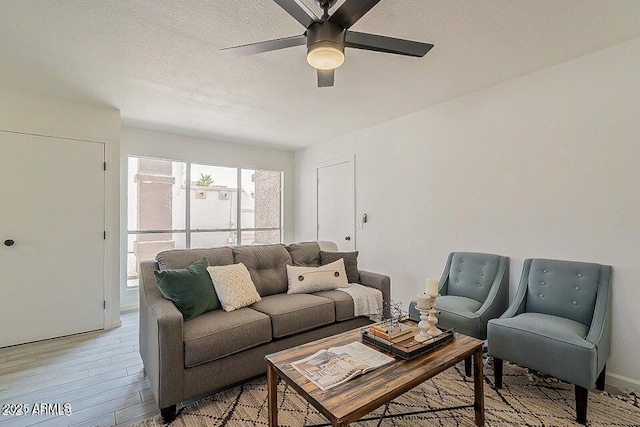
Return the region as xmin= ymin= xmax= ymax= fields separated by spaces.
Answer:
xmin=126 ymin=155 xmax=284 ymax=287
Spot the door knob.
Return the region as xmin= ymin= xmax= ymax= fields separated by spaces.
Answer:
xmin=4 ymin=239 xmax=15 ymax=247
xmin=345 ymin=236 xmax=351 ymax=241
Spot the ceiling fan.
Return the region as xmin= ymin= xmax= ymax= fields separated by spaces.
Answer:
xmin=221 ymin=0 xmax=434 ymax=87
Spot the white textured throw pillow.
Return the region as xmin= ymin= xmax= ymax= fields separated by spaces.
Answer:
xmin=206 ymin=263 xmax=261 ymax=312
xmin=286 ymin=259 xmax=349 ymax=294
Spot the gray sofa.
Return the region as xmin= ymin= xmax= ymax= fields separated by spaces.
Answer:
xmin=139 ymin=241 xmax=390 ymax=422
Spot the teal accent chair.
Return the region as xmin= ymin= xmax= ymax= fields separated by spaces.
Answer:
xmin=487 ymin=258 xmax=611 ymax=425
xmin=437 ymin=252 xmax=509 ymax=375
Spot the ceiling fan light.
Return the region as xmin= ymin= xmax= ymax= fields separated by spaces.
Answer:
xmin=307 ymin=41 xmax=344 ymax=70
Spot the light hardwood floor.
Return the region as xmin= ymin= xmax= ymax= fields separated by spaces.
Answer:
xmin=0 ymin=311 xmax=159 ymax=427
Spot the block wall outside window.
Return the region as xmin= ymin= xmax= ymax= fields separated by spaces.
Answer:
xmin=127 ymin=156 xmax=283 ymax=288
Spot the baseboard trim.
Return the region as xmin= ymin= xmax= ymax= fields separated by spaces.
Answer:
xmin=606 ymin=372 xmax=640 ymax=392
xmin=120 ymin=303 xmax=139 ymax=313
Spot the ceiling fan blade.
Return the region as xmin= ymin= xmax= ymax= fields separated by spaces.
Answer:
xmin=273 ymin=0 xmax=319 ymax=28
xmin=221 ymin=34 xmax=306 ymax=56
xmin=317 ymin=69 xmax=335 ymax=87
xmin=345 ymin=31 xmax=434 ymax=57
xmin=329 ymin=0 xmax=381 ymax=29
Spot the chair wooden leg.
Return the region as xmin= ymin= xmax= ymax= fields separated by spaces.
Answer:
xmin=575 ymin=385 xmax=588 ymax=425
xmin=161 ymin=404 xmax=177 ymax=424
xmin=493 ymin=357 xmax=503 ymax=389
xmin=596 ymin=365 xmax=606 ymax=391
xmin=465 ymin=356 xmax=472 ymax=377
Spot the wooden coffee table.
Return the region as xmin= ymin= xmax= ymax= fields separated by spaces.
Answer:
xmin=265 ymin=327 xmax=484 ymax=427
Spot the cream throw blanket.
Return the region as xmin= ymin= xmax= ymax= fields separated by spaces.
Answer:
xmin=337 ymin=283 xmax=383 ymax=317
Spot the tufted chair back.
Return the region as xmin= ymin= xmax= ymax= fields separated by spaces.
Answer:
xmin=524 ymin=259 xmax=603 ymax=327
xmin=446 ymin=252 xmax=504 ymax=303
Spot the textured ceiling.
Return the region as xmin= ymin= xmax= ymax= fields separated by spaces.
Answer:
xmin=1 ymin=1 xmax=640 ymax=150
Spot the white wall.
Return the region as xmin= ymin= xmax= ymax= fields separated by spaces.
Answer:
xmin=0 ymin=88 xmax=122 ymax=329
xmin=121 ymin=126 xmax=295 ymax=309
xmin=294 ymin=38 xmax=640 ymax=390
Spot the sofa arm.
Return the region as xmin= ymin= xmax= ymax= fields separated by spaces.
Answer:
xmin=139 ymin=261 xmax=185 ymax=409
xmin=499 ymin=259 xmax=532 ymax=319
xmin=438 ymin=252 xmax=454 ymax=295
xmin=359 ymin=270 xmax=391 ymax=317
xmin=476 ymin=257 xmax=509 ymax=337
xmin=586 ymin=265 xmax=612 ymax=374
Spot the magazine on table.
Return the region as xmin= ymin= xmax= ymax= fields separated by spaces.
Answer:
xmin=290 ymin=341 xmax=395 ymax=391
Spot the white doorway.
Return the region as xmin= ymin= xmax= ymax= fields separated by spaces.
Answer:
xmin=316 ymin=156 xmax=355 ymax=252
xmin=0 ymin=131 xmax=105 ymax=347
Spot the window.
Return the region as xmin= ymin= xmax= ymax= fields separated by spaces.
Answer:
xmin=127 ymin=156 xmax=283 ymax=287
xmin=241 ymin=168 xmax=282 ymax=245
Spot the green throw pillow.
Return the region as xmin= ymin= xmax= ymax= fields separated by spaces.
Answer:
xmin=320 ymin=251 xmax=360 ymax=283
xmin=154 ymin=258 xmax=220 ymax=320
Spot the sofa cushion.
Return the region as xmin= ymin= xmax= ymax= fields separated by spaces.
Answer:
xmin=286 ymin=259 xmax=349 ymax=294
xmin=154 ymin=258 xmax=220 ymax=320
xmin=250 ymin=294 xmax=335 ymax=338
xmin=287 ymin=242 xmax=321 ymax=267
xmin=156 ymin=247 xmax=234 ymax=270
xmin=312 ymin=290 xmax=355 ymax=321
xmin=487 ymin=312 xmax=594 ymax=388
xmin=438 ymin=295 xmax=482 ymax=319
xmin=320 ymin=251 xmax=360 ymax=283
xmin=436 ymin=295 xmax=483 ymax=338
xmin=183 ymin=307 xmax=272 ymax=367
xmin=232 ymin=244 xmax=292 ymax=297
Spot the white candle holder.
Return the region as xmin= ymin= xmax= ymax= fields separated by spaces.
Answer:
xmin=414 ymin=293 xmax=442 ymax=342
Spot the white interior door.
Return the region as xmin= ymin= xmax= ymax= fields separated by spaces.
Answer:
xmin=0 ymin=131 xmax=105 ymax=347
xmin=316 ymin=157 xmax=355 ymax=251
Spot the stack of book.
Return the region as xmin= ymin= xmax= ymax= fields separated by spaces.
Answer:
xmin=368 ymin=323 xmax=415 ymax=343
